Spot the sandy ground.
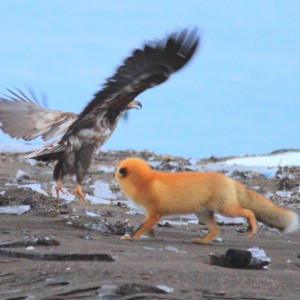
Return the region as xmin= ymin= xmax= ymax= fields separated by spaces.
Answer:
xmin=0 ymin=150 xmax=299 ymax=300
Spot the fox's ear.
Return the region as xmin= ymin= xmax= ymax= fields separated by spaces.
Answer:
xmin=119 ymin=167 xmax=127 ymax=177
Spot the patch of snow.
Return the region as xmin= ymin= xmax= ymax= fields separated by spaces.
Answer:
xmin=86 ymin=194 xmax=110 ymax=205
xmin=144 ymin=246 xmax=186 ymax=254
xmin=248 ymin=247 xmax=271 ymax=269
xmin=264 ymin=192 xmax=275 ymax=198
xmin=0 ymin=205 xmax=30 ymax=215
xmin=196 ymin=163 xmax=278 ymax=179
xmin=159 ymin=219 xmax=189 ymax=226
xmin=276 ymin=191 xmax=292 ymax=198
xmin=50 ymin=182 xmax=75 ymax=202
xmin=140 ymin=235 xmax=149 ymax=239
xmin=147 ymin=160 xmax=161 ymax=168
xmin=277 ymin=173 xmax=295 ymax=179
xmin=118 ymin=199 xmax=146 ymax=215
xmin=185 ymin=165 xmax=200 ymax=171
xmin=164 ymin=245 xmax=180 ymax=253
xmin=91 ymin=180 xmax=116 ymax=199
xmin=168 ymin=161 xmax=179 ymax=167
xmin=98 ymin=284 xmax=119 ymax=298
xmin=189 ymin=158 xmax=198 ymax=166
xmin=97 ymin=165 xmax=115 ymax=173
xmin=0 ymin=191 xmax=5 ymax=195
xmin=25 ymin=246 xmax=35 ymax=251
xmin=188 ymin=219 xmax=199 ymax=225
xmin=194 ymin=151 xmax=300 ymax=178
xmin=214 ymin=237 xmax=224 ymax=243
xmin=85 ymin=210 xmax=101 ymax=217
xmin=225 ymin=151 xmax=300 ymax=167
xmin=144 ymin=246 xmax=157 ymax=251
xmin=16 ymin=170 xmax=31 ymax=180
xmin=156 ymin=285 xmax=174 ymax=293
xmin=164 ymin=245 xmax=187 ymax=254
xmin=215 ymin=214 xmax=246 ymax=225
xmin=25 ymin=159 xmax=37 ymax=166
xmin=18 ymin=183 xmax=48 ymax=196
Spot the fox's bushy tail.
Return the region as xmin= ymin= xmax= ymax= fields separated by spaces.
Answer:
xmin=242 ymin=189 xmax=298 ymax=233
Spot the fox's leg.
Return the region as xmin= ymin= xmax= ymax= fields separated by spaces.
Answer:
xmin=192 ymin=209 xmax=220 ymax=244
xmin=222 ymin=205 xmax=257 ymax=238
xmin=121 ymin=212 xmax=162 ymax=241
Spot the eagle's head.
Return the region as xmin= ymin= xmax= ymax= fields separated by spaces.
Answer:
xmin=126 ymin=99 xmax=142 ymax=110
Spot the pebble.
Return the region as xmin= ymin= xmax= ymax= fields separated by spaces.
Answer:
xmin=25 ymin=246 xmax=35 ymax=251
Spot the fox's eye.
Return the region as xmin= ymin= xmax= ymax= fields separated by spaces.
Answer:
xmin=119 ymin=167 xmax=127 ymax=176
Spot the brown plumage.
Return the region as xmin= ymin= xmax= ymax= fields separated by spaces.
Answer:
xmin=0 ymin=28 xmax=200 ymax=202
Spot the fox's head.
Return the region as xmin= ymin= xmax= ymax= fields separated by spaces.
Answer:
xmin=115 ymin=157 xmax=153 ymax=200
xmin=115 ymin=157 xmax=151 ymax=180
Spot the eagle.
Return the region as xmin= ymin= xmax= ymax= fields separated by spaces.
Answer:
xmin=0 ymin=28 xmax=199 ymax=202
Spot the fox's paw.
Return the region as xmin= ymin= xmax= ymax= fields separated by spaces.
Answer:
xmin=192 ymin=237 xmax=212 ymax=244
xmin=246 ymin=231 xmax=256 ymax=239
xmin=120 ymin=235 xmax=135 ymax=241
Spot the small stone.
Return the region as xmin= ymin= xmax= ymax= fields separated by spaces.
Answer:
xmin=214 ymin=237 xmax=224 ymax=243
xmin=25 ymin=246 xmax=35 ymax=251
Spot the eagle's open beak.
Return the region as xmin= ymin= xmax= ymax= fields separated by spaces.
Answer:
xmin=128 ymin=100 xmax=142 ymax=110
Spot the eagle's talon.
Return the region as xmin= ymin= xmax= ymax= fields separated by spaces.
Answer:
xmin=70 ymin=185 xmax=88 ymax=204
xmin=55 ymin=180 xmax=65 ymax=201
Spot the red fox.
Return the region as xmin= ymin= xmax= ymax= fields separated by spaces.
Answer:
xmin=115 ymin=157 xmax=299 ymax=243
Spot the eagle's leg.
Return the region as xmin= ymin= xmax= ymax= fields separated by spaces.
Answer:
xmin=70 ymin=184 xmax=87 ymax=203
xmin=55 ymin=179 xmax=65 ymax=201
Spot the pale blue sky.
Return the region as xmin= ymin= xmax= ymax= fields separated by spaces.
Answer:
xmin=0 ymin=1 xmax=299 ymax=158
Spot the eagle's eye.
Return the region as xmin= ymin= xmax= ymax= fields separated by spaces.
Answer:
xmin=119 ymin=167 xmax=127 ymax=177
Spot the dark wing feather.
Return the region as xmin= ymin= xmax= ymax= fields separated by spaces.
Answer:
xmin=0 ymin=89 xmax=78 ymax=141
xmin=17 ymin=28 xmax=199 ymax=164
xmin=64 ymin=28 xmax=200 ymax=137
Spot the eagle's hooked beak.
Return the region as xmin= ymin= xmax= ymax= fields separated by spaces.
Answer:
xmin=127 ymin=100 xmax=142 ymax=110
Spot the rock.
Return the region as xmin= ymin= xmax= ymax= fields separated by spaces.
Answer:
xmin=210 ymin=248 xmax=270 ymax=269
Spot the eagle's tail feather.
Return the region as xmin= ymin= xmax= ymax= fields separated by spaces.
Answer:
xmin=21 ymin=143 xmax=66 ymax=161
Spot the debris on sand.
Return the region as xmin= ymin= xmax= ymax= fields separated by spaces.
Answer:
xmin=0 ymin=249 xmax=115 ymax=262
xmin=98 ymin=283 xmax=173 ymax=299
xmin=209 ymin=247 xmax=270 ymax=269
xmin=0 ymin=236 xmax=115 ymax=262
xmin=64 ymin=216 xmax=135 ymax=236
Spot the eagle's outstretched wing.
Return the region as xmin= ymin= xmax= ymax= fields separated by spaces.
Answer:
xmin=64 ymin=28 xmax=199 ymax=138
xmin=0 ymin=89 xmax=78 ymax=141
xmin=28 ymin=28 xmax=200 ymax=162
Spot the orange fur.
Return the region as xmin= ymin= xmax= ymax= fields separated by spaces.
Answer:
xmin=115 ymin=157 xmax=298 ymax=243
